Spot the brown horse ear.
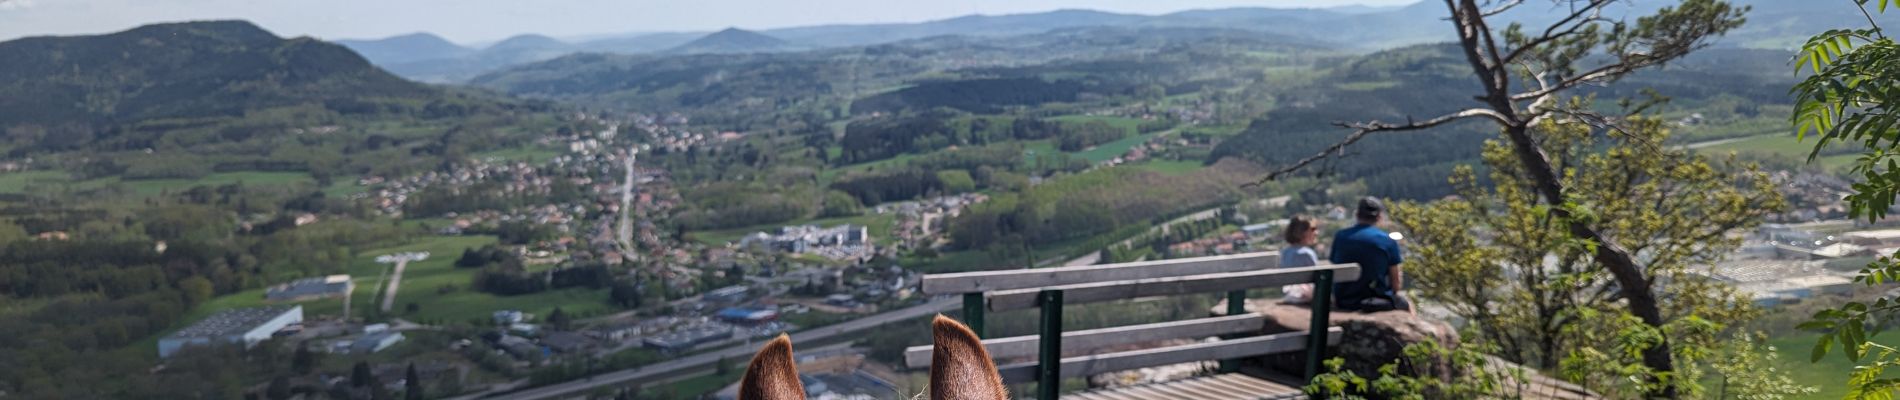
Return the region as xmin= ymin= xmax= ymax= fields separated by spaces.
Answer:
xmin=930 ymin=314 xmax=1008 ymax=400
xmin=739 ymin=334 xmax=805 ymax=400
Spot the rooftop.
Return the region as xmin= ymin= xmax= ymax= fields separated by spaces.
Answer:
xmin=169 ymin=305 xmax=300 ymax=339
xmin=1847 ymin=229 xmax=1900 ymax=240
xmin=1713 ymin=260 xmax=1826 ymax=283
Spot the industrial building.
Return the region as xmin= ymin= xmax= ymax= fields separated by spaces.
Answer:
xmin=264 ymin=275 xmax=353 ymax=302
xmin=643 ymin=324 xmax=733 ymax=352
xmin=715 ymin=307 xmax=779 ymax=325
xmin=354 ymin=331 xmax=405 ymax=354
xmin=1707 ymin=260 xmax=1855 ymax=307
xmin=703 ymin=286 xmax=749 ymax=303
xmin=158 ymin=305 xmax=303 ymax=358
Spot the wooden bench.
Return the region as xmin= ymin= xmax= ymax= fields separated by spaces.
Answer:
xmin=904 ymin=252 xmax=1360 ymax=399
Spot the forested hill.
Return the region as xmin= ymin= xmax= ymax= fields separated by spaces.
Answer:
xmin=1211 ymin=44 xmax=1801 ymax=200
xmin=666 ymin=28 xmax=795 ymax=54
xmin=0 ymin=21 xmax=436 ymax=129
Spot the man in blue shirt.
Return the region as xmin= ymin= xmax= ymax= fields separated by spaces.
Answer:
xmin=1329 ymin=197 xmax=1411 ymax=313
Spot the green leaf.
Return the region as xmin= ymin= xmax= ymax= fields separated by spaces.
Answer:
xmin=1815 ymin=333 xmax=1835 ymax=362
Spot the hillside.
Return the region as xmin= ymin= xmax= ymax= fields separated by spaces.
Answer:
xmin=667 ymin=28 xmax=795 ymax=54
xmin=335 ymin=32 xmax=473 ymax=65
xmin=0 ymin=21 xmax=439 ymax=131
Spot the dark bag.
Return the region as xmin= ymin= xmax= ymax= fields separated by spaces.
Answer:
xmin=1354 ymin=292 xmax=1408 ymax=313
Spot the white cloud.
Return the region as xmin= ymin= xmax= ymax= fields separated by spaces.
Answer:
xmin=0 ymin=0 xmax=38 ymax=11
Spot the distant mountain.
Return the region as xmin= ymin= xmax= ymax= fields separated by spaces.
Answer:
xmin=359 ymin=0 xmax=1897 ymax=82
xmin=335 ymin=32 xmax=472 ymax=65
xmin=666 ymin=28 xmax=794 ymax=54
xmin=580 ymin=32 xmax=702 ymax=53
xmin=0 ymin=20 xmax=437 ymax=129
xmin=764 ymin=9 xmax=1145 ymax=47
xmin=378 ymin=34 xmax=577 ymax=83
xmin=486 ymin=34 xmax=572 ymax=54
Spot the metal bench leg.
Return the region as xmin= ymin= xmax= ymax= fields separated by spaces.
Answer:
xmin=1039 ymin=289 xmax=1063 ymax=399
xmin=964 ymin=292 xmax=985 ymax=338
xmin=1305 ymin=270 xmax=1334 ymax=383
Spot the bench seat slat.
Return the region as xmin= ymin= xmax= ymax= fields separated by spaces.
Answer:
xmin=903 ymin=314 xmax=1267 ymax=368
xmin=994 ymin=327 xmax=1342 ymax=384
xmin=985 ymin=264 xmax=1360 ymax=312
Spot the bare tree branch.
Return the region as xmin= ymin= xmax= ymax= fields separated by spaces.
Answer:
xmin=1499 ymin=2 xmax=1612 ymax=65
xmin=1479 ymin=0 xmax=1527 ymax=17
xmin=1510 ymin=60 xmax=1639 ymax=102
xmin=1254 ymin=108 xmax=1509 ymax=183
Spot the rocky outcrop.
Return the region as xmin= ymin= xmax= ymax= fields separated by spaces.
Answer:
xmin=1213 ymin=299 xmax=1460 ymax=380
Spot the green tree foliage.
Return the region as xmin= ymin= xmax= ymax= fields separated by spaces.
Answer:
xmin=1268 ymin=1 xmax=1749 ymax=396
xmin=947 ymin=159 xmax=1262 ymax=252
xmin=1393 ymin=118 xmax=1783 ymax=384
xmin=406 ymin=363 xmax=424 ymax=400
xmin=1311 ymin=332 xmax=1815 ymax=400
xmin=820 ymin=190 xmax=865 ymax=217
xmin=267 ymin=376 xmax=292 ymax=400
xmin=831 ymin=169 xmax=946 ymax=205
xmin=292 ymin=341 xmax=320 ymax=374
xmin=609 ymin=280 xmax=646 ymax=308
xmin=673 ymin=182 xmax=818 ymax=230
xmin=547 ymin=307 xmax=572 ymax=331
xmin=936 ymin=170 xmax=977 ymax=194
xmin=352 ymin=361 xmax=373 ymax=388
xmin=1792 ymin=1 xmax=1900 ymax=397
xmin=1054 ymin=120 xmax=1129 ymax=151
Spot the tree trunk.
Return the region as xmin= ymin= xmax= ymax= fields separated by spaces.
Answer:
xmin=1499 ymin=124 xmax=1677 ymax=398
xmin=1437 ymin=0 xmax=1678 ymax=395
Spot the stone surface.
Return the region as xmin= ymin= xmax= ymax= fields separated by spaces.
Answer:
xmin=1213 ymin=299 xmax=1460 ymax=379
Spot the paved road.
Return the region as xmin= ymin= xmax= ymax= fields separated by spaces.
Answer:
xmin=380 ymin=259 xmax=408 ymax=312
xmin=455 ymin=297 xmax=959 ymax=400
xmin=1679 ymin=136 xmax=1751 ymax=150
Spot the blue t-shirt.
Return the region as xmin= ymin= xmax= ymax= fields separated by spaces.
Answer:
xmin=1328 ymin=224 xmax=1403 ymax=307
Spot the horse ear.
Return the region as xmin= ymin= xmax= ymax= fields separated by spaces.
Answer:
xmin=739 ymin=334 xmax=805 ymax=400
xmin=930 ymin=314 xmax=1008 ymax=400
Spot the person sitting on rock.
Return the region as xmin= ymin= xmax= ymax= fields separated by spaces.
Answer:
xmin=1329 ymin=197 xmax=1412 ymax=313
xmin=1278 ymin=214 xmax=1320 ymax=304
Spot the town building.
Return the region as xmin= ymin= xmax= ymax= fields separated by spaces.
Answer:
xmin=158 ymin=305 xmax=303 ymax=358
xmin=643 ymin=324 xmax=733 ymax=352
xmin=493 ymin=310 xmax=525 ymax=325
xmin=1774 ymin=242 xmax=1869 ymax=260
xmin=540 ymin=331 xmax=596 ymax=354
xmin=1705 ymin=260 xmax=1856 ymax=307
xmin=354 ymin=331 xmax=405 ymax=354
xmin=739 ymin=224 xmax=874 ymax=261
xmin=703 ymin=285 xmax=750 ymax=303
xmin=1845 ymin=229 xmax=1900 ymax=247
xmin=715 ymin=307 xmax=780 ymax=325
xmin=264 ymin=275 xmax=353 ymax=302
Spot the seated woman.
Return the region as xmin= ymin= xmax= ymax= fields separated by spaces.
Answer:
xmin=1278 ymin=215 xmax=1320 ymax=304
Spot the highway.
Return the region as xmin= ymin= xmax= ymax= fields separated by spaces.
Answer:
xmin=452 ymin=297 xmax=958 ymax=400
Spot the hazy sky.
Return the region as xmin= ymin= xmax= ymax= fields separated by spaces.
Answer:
xmin=0 ymin=0 xmax=1416 ymax=44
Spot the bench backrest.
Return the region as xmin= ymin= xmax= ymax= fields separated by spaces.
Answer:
xmin=909 ymin=251 xmax=1358 ymax=397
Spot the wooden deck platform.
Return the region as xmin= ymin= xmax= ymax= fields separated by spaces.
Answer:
xmin=1064 ymin=374 xmax=1306 ymax=400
